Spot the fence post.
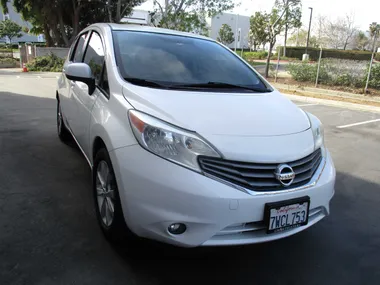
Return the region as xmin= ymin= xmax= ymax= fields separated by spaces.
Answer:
xmin=274 ymin=49 xmax=281 ymax=82
xmin=365 ymin=33 xmax=378 ymax=93
xmin=315 ymin=47 xmax=323 ymax=87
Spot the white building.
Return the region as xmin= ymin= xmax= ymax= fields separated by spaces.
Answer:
xmin=207 ymin=12 xmax=250 ymax=49
xmin=121 ymin=9 xmax=151 ymax=25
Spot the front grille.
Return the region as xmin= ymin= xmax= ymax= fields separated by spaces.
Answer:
xmin=198 ymin=149 xmax=322 ymax=191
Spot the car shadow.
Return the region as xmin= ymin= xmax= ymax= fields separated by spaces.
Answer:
xmin=1 ymin=91 xmax=379 ymax=285
xmin=112 ymin=170 xmax=380 ymax=285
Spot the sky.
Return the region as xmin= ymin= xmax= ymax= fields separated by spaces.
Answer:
xmin=137 ymin=0 xmax=378 ymax=31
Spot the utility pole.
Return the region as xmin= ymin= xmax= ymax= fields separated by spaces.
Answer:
xmin=305 ymin=7 xmax=313 ymax=55
xmin=234 ymin=14 xmax=239 ymax=52
xmin=365 ymin=26 xmax=379 ymax=93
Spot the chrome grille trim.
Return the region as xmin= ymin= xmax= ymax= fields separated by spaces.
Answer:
xmin=199 ymin=149 xmax=323 ymax=192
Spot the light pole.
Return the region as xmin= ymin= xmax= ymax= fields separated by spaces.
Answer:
xmin=305 ymin=7 xmax=313 ymax=55
xmin=234 ymin=13 xmax=239 ymax=52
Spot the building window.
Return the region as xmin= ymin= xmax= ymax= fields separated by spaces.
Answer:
xmin=4 ymin=14 xmax=10 ymax=20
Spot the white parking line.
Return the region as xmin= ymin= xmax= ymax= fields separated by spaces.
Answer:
xmin=297 ymin=103 xmax=319 ymax=107
xmin=337 ymin=118 xmax=380 ymax=129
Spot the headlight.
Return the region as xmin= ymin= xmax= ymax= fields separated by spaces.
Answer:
xmin=128 ymin=110 xmax=220 ymax=172
xmin=306 ymin=112 xmax=324 ymax=150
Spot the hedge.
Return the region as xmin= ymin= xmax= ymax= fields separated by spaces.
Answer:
xmin=277 ymin=46 xmax=373 ymax=61
xmin=243 ymin=51 xmax=268 ymax=60
xmin=26 ymin=53 xmax=64 ymax=72
xmin=287 ymin=59 xmax=380 ymax=89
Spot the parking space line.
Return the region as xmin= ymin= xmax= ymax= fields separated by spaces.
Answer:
xmin=337 ymin=118 xmax=380 ymax=129
xmin=297 ymin=103 xmax=319 ymax=107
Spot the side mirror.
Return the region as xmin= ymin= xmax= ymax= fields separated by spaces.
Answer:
xmin=65 ymin=63 xmax=96 ymax=95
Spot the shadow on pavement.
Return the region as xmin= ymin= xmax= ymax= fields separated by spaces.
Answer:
xmin=0 ymin=91 xmax=379 ymax=285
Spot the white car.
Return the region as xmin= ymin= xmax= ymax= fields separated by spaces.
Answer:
xmin=57 ymin=24 xmax=335 ymax=247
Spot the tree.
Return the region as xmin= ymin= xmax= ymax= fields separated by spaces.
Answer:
xmin=275 ymin=0 xmax=302 ymax=56
xmin=250 ymin=11 xmax=269 ymax=51
xmin=1 ymin=0 xmax=144 ymax=47
xmin=341 ymin=14 xmax=357 ymax=50
xmin=317 ymin=14 xmax=357 ymax=49
xmin=287 ymin=29 xmax=318 ymax=47
xmin=353 ymin=31 xmax=370 ymax=50
xmin=369 ymin=22 xmax=380 ymax=52
xmin=264 ymin=6 xmax=287 ymax=78
xmin=217 ymin=23 xmax=234 ymax=45
xmin=0 ymin=19 xmax=22 ymax=43
xmin=150 ymin=0 xmax=234 ymax=34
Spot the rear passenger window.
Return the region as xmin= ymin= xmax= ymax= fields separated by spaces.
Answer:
xmin=83 ymin=32 xmax=105 ymax=85
xmin=72 ymin=33 xmax=88 ymax=62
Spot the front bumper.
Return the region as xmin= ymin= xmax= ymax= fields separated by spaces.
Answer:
xmin=110 ymin=145 xmax=335 ymax=247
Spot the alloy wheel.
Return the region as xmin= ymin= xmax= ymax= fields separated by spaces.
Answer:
xmin=95 ymin=160 xmax=115 ymax=227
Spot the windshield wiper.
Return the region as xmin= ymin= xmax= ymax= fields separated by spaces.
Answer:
xmin=173 ymin=82 xmax=272 ymax=93
xmin=124 ymin=77 xmax=169 ymax=88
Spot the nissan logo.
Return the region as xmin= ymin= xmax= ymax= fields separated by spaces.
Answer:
xmin=274 ymin=164 xmax=295 ymax=187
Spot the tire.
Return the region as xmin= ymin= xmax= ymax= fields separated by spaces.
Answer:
xmin=93 ymin=148 xmax=135 ymax=244
xmin=57 ymin=100 xmax=71 ymax=143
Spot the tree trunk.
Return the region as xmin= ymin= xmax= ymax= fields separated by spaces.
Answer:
xmin=44 ymin=23 xmax=53 ymax=47
xmin=107 ymin=1 xmax=113 ymax=22
xmin=283 ymin=23 xmax=288 ymax=56
xmin=72 ymin=6 xmax=82 ymax=39
xmin=265 ymin=42 xmax=274 ymax=78
xmin=343 ymin=39 xmax=348 ymax=50
xmin=58 ymin=13 xmax=69 ymax=47
xmin=116 ymin=0 xmax=122 ymax=23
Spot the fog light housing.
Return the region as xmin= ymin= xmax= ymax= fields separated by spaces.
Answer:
xmin=168 ymin=223 xmax=186 ymax=235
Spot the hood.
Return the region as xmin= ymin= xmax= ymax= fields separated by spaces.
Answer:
xmin=122 ymin=84 xmax=310 ymax=138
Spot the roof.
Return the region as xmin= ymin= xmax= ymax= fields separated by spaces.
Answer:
xmin=106 ymin=23 xmax=213 ymax=41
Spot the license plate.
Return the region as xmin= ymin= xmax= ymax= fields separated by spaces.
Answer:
xmin=265 ymin=197 xmax=310 ymax=234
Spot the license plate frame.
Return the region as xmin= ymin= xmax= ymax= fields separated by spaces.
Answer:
xmin=264 ymin=196 xmax=310 ymax=234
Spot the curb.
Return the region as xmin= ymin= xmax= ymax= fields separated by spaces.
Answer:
xmin=283 ymin=93 xmax=380 ymax=114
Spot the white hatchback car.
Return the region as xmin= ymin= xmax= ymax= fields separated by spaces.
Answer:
xmin=57 ymin=24 xmax=335 ymax=247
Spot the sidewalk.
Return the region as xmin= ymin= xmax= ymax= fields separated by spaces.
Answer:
xmin=272 ymin=82 xmax=380 ymax=111
xmin=0 ymin=68 xmax=61 ymax=78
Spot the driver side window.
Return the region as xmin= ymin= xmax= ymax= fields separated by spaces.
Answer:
xmin=72 ymin=32 xmax=88 ymax=62
xmin=83 ymin=32 xmax=105 ymax=85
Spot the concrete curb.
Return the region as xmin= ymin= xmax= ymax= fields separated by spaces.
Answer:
xmin=283 ymin=93 xmax=380 ymax=114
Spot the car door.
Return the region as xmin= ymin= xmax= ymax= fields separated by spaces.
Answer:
xmin=61 ymin=31 xmax=89 ymax=129
xmin=69 ymin=30 xmax=105 ymax=159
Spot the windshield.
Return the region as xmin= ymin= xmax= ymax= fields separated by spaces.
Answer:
xmin=112 ymin=31 xmax=270 ymax=92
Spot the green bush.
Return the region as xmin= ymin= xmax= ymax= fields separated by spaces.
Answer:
xmin=287 ymin=61 xmax=317 ymax=81
xmin=243 ymin=51 xmax=268 ymax=61
xmin=0 ymin=58 xmax=19 ymax=65
xmin=369 ymin=63 xmax=380 ymax=89
xmin=375 ymin=53 xmax=380 ymax=61
xmin=26 ymin=53 xmax=64 ymax=72
xmin=287 ymin=59 xmax=370 ymax=88
xmin=277 ymin=46 xmax=373 ymax=61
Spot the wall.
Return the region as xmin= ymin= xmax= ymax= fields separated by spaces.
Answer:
xmin=209 ymin=13 xmax=250 ymax=49
xmin=36 ymin=47 xmax=69 ymax=59
xmin=0 ymin=1 xmax=42 ymax=43
xmin=121 ymin=9 xmax=150 ymax=25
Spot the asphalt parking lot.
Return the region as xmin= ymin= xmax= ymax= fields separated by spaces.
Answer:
xmin=1 ymin=72 xmax=380 ymax=285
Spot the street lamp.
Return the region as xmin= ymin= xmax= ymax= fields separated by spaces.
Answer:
xmin=234 ymin=13 xmax=239 ymax=52
xmin=305 ymin=7 xmax=313 ymax=55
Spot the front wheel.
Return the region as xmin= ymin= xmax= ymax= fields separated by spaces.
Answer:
xmin=57 ymin=100 xmax=71 ymax=143
xmin=93 ymin=148 xmax=135 ymax=244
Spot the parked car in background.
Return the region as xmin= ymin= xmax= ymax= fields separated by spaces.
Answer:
xmin=56 ymin=24 xmax=335 ymax=247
